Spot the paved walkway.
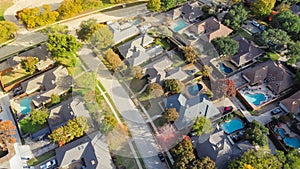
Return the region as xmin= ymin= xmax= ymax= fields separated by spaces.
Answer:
xmin=78 ymin=45 xmax=167 ymax=169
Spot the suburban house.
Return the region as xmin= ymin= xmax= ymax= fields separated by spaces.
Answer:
xmin=242 ymin=60 xmax=294 ymax=95
xmin=165 ymin=67 xmax=189 ymax=81
xmin=189 ymin=17 xmax=233 ymax=42
xmin=108 ymin=21 xmax=140 ymax=45
xmin=230 ymin=36 xmax=264 ymax=67
xmin=163 ymin=93 xmax=220 ymax=130
xmin=118 ymin=34 xmax=163 ymax=66
xmin=290 ymin=4 xmax=300 ymax=16
xmin=21 ymin=66 xmax=74 ymax=107
xmin=55 ymin=131 xmax=114 ymax=169
xmin=47 ymin=97 xmax=93 ymax=131
xmin=280 ymin=90 xmax=300 ymax=114
xmin=168 ymin=2 xmax=203 ymax=22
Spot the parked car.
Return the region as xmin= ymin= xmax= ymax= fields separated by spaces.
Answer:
xmin=271 ymin=108 xmax=282 ymax=115
xmin=40 ymin=159 xmax=56 ymax=169
xmin=251 ymin=20 xmax=260 ymax=27
xmin=158 ymin=152 xmax=165 ymax=162
xmin=222 ymin=106 xmax=233 ymax=113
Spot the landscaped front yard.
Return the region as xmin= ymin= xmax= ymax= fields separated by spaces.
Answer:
xmin=19 ymin=118 xmax=47 ymax=134
xmin=1 ymin=68 xmax=31 ymax=87
xmin=27 ymin=150 xmax=56 ymax=166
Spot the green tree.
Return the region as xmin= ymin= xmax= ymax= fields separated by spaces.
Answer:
xmin=163 ymin=108 xmax=179 ymax=122
xmin=260 ymin=28 xmax=290 ymax=49
xmin=188 ymin=157 xmax=216 ymax=169
xmin=164 ymin=79 xmax=184 ymax=94
xmin=287 ymin=41 xmax=300 ymax=65
xmin=147 ymin=83 xmax=164 ymax=98
xmin=147 ymin=0 xmax=161 ymax=12
xmin=224 ymin=4 xmax=248 ymax=30
xmin=0 ymin=21 xmax=18 ymax=44
xmin=21 ymin=57 xmax=38 ymax=73
xmin=271 ymin=11 xmax=300 ymax=37
xmin=50 ymin=94 xmax=61 ymax=105
xmin=201 ymin=65 xmax=213 ymax=77
xmin=105 ymin=49 xmax=122 ymax=71
xmin=245 ymin=120 xmax=269 ymax=146
xmin=30 ymin=108 xmax=49 ymax=125
xmin=130 ymin=66 xmax=143 ymax=79
xmin=171 ymin=138 xmax=196 ymax=169
xmin=42 ymin=25 xmax=68 ymax=34
xmin=192 ymin=116 xmax=213 ymax=136
xmin=284 ymin=150 xmax=300 ymax=169
xmin=183 ymin=46 xmax=198 ymax=63
xmin=0 ymin=120 xmax=17 ymax=151
xmin=250 ymin=0 xmax=276 ymax=17
xmin=161 ymin=0 xmax=176 ymax=11
xmin=57 ymin=0 xmax=83 ymax=19
xmin=101 ymin=115 xmax=117 ymax=134
xmin=89 ymin=24 xmax=114 ymax=50
xmin=295 ymin=69 xmax=300 ymax=84
xmin=228 ymin=149 xmax=282 ymax=169
xmin=77 ymin=18 xmax=101 ymax=42
xmin=211 ymin=37 xmax=239 ymax=57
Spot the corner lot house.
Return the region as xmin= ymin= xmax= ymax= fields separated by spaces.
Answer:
xmin=108 ymin=21 xmax=140 ymax=45
xmin=55 ymin=131 xmax=114 ymax=169
xmin=280 ymin=90 xmax=300 ymax=114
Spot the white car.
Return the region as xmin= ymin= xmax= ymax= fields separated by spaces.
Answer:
xmin=40 ymin=159 xmax=56 ymax=169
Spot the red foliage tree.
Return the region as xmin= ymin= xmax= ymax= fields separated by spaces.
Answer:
xmin=0 ymin=120 xmax=16 ymax=151
xmin=225 ymin=79 xmax=236 ymax=97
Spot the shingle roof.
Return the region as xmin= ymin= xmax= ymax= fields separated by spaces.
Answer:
xmin=231 ymin=36 xmax=264 ymax=67
xmin=182 ymin=2 xmax=204 ymax=22
xmin=290 ymin=4 xmax=300 ymax=15
xmin=280 ymin=90 xmax=300 ymax=114
xmin=108 ymin=22 xmax=140 ymax=44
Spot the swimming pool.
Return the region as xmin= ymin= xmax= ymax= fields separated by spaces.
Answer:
xmin=275 ymin=128 xmax=285 ymax=138
xmin=20 ymin=97 xmax=32 ymax=115
xmin=284 ymin=137 xmax=300 ymax=149
xmin=187 ymin=84 xmax=203 ymax=96
xmin=244 ymin=93 xmax=266 ymax=106
xmin=221 ymin=118 xmax=244 ymax=134
xmin=173 ymin=20 xmax=189 ymax=32
xmin=219 ymin=63 xmax=233 ymax=74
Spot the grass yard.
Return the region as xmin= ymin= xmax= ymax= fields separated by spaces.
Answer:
xmin=129 ymin=78 xmax=147 ymax=93
xmin=1 ymin=68 xmax=32 ymax=87
xmin=27 ymin=150 xmax=56 ymax=166
xmin=112 ymin=142 xmax=139 ymax=169
xmin=0 ymin=0 xmax=13 ymax=21
xmin=233 ymin=28 xmax=254 ymax=41
xmin=19 ymin=118 xmax=47 ymax=134
xmin=67 ymin=58 xmax=85 ymax=77
xmin=155 ymin=38 xmax=171 ymax=50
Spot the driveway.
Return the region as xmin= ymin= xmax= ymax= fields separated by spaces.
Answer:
xmin=78 ymin=45 xmax=167 ymax=169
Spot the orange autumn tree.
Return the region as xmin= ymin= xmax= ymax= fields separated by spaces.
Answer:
xmin=0 ymin=120 xmax=16 ymax=151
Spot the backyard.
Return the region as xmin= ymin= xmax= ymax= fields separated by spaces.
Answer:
xmin=19 ymin=117 xmax=47 ymax=134
xmin=1 ymin=68 xmax=32 ymax=87
xmin=27 ymin=150 xmax=56 ymax=166
xmin=0 ymin=0 xmax=13 ymax=21
xmin=112 ymin=142 xmax=140 ymax=169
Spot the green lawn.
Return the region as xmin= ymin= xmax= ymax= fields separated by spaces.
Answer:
xmin=129 ymin=78 xmax=147 ymax=93
xmin=19 ymin=118 xmax=47 ymax=134
xmin=0 ymin=0 xmax=13 ymax=21
xmin=113 ymin=143 xmax=139 ymax=169
xmin=27 ymin=151 xmax=56 ymax=166
xmin=155 ymin=38 xmax=171 ymax=50
xmin=1 ymin=68 xmax=32 ymax=87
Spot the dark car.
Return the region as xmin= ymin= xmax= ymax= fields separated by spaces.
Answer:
xmin=222 ymin=106 xmax=233 ymax=113
xmin=158 ymin=152 xmax=165 ymax=162
xmin=271 ymin=108 xmax=282 ymax=115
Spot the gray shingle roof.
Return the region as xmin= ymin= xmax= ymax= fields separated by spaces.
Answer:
xmin=182 ymin=2 xmax=204 ymax=22
xmin=280 ymin=90 xmax=300 ymax=114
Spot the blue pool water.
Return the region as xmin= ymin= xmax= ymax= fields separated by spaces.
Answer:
xmin=219 ymin=63 xmax=233 ymax=74
xmin=173 ymin=20 xmax=189 ymax=32
xmin=20 ymin=97 xmax=32 ymax=115
xmin=187 ymin=84 xmax=203 ymax=96
xmin=275 ymin=128 xmax=285 ymax=138
xmin=221 ymin=118 xmax=244 ymax=134
xmin=284 ymin=137 xmax=300 ymax=149
xmin=244 ymin=93 xmax=266 ymax=106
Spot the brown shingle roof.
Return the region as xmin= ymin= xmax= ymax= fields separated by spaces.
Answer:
xmin=281 ymin=90 xmax=300 ymax=114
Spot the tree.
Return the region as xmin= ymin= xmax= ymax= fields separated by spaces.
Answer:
xmin=89 ymin=24 xmax=114 ymax=50
xmin=260 ymin=28 xmax=290 ymax=49
xmin=211 ymin=37 xmax=239 ymax=57
xmin=188 ymin=157 xmax=216 ymax=169
xmin=283 ymin=150 xmax=300 ymax=169
xmin=147 ymin=83 xmax=164 ymax=98
xmin=147 ymin=0 xmax=161 ymax=12
xmin=130 ymin=66 xmax=143 ymax=79
xmin=225 ymin=79 xmax=236 ymax=97
xmin=0 ymin=120 xmax=16 ymax=151
xmin=30 ymin=108 xmax=49 ymax=125
xmin=250 ymin=0 xmax=276 ymax=17
xmin=57 ymin=0 xmax=83 ymax=19
xmin=271 ymin=11 xmax=300 ymax=37
xmin=245 ymin=120 xmax=269 ymax=146
xmin=171 ymin=138 xmax=196 ymax=169
xmin=201 ymin=65 xmax=213 ymax=77
xmin=161 ymin=0 xmax=176 ymax=11
xmin=21 ymin=57 xmax=38 ymax=73
xmin=42 ymin=25 xmax=68 ymax=34
xmin=287 ymin=41 xmax=300 ymax=65
xmin=0 ymin=21 xmax=18 ymax=44
xmin=228 ymin=149 xmax=282 ymax=169
xmin=223 ymin=4 xmax=248 ymax=30
xmin=183 ymin=46 xmax=198 ymax=63
xmin=163 ymin=108 xmax=179 ymax=122
xmin=47 ymin=33 xmax=82 ymax=59
xmin=101 ymin=115 xmax=117 ymax=134
xmin=295 ymin=69 xmax=300 ymax=84
xmin=192 ymin=116 xmax=213 ymax=136
xmin=164 ymin=79 xmax=184 ymax=94
xmin=105 ymin=49 xmax=122 ymax=71
xmin=50 ymin=94 xmax=61 ymax=105
xmin=77 ymin=18 xmax=102 ymax=42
